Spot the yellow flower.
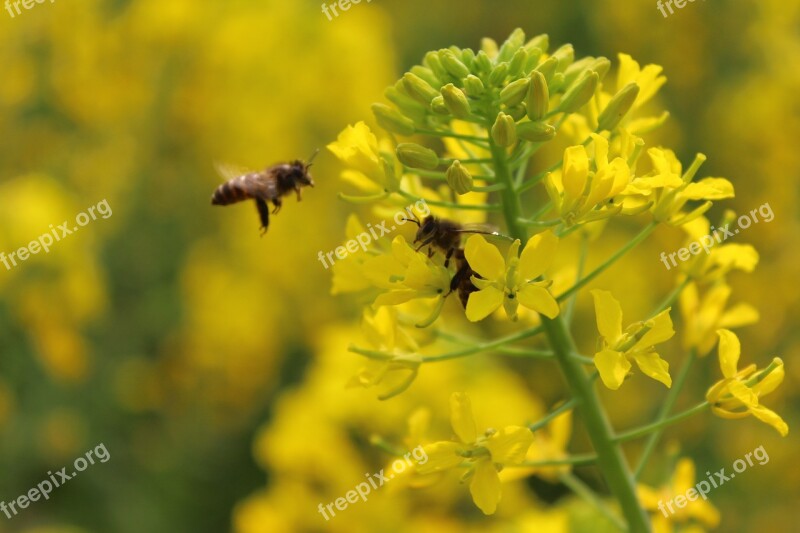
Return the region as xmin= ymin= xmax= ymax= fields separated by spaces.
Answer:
xmin=615 ymin=53 xmax=668 ymax=134
xmin=591 ymin=290 xmax=674 ymax=390
xmin=416 ymin=392 xmax=533 ymax=514
xmin=680 ymin=215 xmax=759 ymax=282
xmin=501 ymin=408 xmax=573 ymax=483
xmin=706 ymin=329 xmax=788 ymax=436
xmin=348 ymin=307 xmax=422 ymax=400
xmin=621 ymin=149 xmax=734 ymax=226
xmin=327 ymin=121 xmax=397 ymax=194
xmin=679 ymin=282 xmax=759 ymax=355
xmin=463 ymin=233 xmax=560 ymax=322
xmin=545 ymin=134 xmax=631 ymax=226
xmin=638 ymin=458 xmax=720 ymax=531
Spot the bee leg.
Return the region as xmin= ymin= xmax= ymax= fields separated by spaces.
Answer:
xmin=415 ymin=237 xmax=436 ymax=252
xmin=255 ymin=198 xmax=270 ymax=236
xmin=295 ymin=187 xmax=303 ymax=202
xmin=271 ymin=198 xmax=282 ymax=214
xmin=444 ymin=247 xmax=455 ymax=268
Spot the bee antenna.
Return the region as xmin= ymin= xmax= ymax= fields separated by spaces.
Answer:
xmin=306 ymin=148 xmax=321 ymax=167
xmin=401 ymin=216 xmax=421 ymax=226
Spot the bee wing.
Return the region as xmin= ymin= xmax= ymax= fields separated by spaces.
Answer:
xmin=213 ymin=161 xmax=255 ymax=182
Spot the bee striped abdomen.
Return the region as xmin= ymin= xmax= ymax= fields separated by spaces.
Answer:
xmin=211 ymin=175 xmax=257 ymax=205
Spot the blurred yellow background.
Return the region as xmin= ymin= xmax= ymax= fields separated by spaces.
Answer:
xmin=0 ymin=0 xmax=797 ymax=531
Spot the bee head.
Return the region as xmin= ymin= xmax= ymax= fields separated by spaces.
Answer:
xmin=415 ymin=216 xmax=438 ymax=243
xmin=289 ymin=160 xmax=314 ymax=188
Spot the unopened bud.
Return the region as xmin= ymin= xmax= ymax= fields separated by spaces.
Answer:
xmin=397 ymin=143 xmax=440 ymax=170
xmin=488 ymin=62 xmax=509 ymax=86
xmin=491 ymin=112 xmax=517 ymax=147
xmin=534 ymin=56 xmax=558 ymax=84
xmin=464 ymin=74 xmax=485 ymax=97
xmin=439 ymin=50 xmax=471 ymax=79
xmin=505 ymin=105 xmax=527 ymax=122
xmin=507 ymin=48 xmax=528 ymax=77
xmin=597 ymin=82 xmax=640 ymax=131
xmin=516 ymin=121 xmax=556 ymax=142
xmin=403 ymin=72 xmax=440 ymax=105
xmin=446 ymin=160 xmax=474 ymax=195
xmin=559 ymin=71 xmax=599 ymax=113
xmin=525 ymin=33 xmax=549 ymax=54
xmin=371 ymin=103 xmax=415 ymax=136
xmin=441 ymin=84 xmax=471 ymax=118
xmin=430 ymin=95 xmax=449 ymax=115
xmin=500 ymin=78 xmax=530 ymax=107
xmin=526 ymin=71 xmax=549 ymax=120
xmin=551 ymin=44 xmax=574 ymax=73
xmin=474 ymin=50 xmax=492 ymax=74
xmin=587 ymin=57 xmax=611 ymax=81
xmin=410 ymin=66 xmax=441 ymax=89
xmin=497 ymin=28 xmax=526 ymax=63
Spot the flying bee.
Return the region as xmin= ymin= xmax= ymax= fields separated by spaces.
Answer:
xmin=404 ymin=214 xmax=511 ymax=307
xmin=211 ymin=150 xmax=318 ymax=235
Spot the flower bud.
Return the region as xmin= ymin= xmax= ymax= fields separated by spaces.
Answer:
xmin=461 ymin=48 xmax=476 ymax=69
xmin=446 ymin=160 xmax=474 ymax=195
xmin=534 ymin=56 xmax=558 ymax=84
xmin=371 ymin=103 xmax=416 ymax=136
xmin=548 ymin=72 xmax=565 ymax=93
xmin=397 ymin=143 xmax=440 ymax=170
xmin=410 ymin=66 xmax=441 ymax=89
xmin=491 ymin=112 xmax=517 ymax=147
xmin=597 ymin=82 xmax=640 ymax=131
xmin=551 ymin=44 xmax=574 ymax=73
xmin=497 ymin=28 xmax=526 ymax=63
xmin=507 ymin=48 xmax=528 ymax=77
xmin=525 ymin=33 xmax=549 ymax=53
xmin=439 ymin=50 xmax=470 ymax=79
xmin=587 ymin=57 xmax=611 ymax=81
xmin=522 ymin=47 xmax=543 ymax=75
xmin=430 ymin=95 xmax=449 ymax=115
xmin=464 ymin=74 xmax=485 ymax=97
xmin=559 ymin=71 xmax=599 ymax=113
xmin=402 ymin=72 xmax=440 ymax=105
xmin=488 ymin=62 xmax=509 ymax=86
xmin=500 ymin=78 xmax=530 ymax=107
xmin=475 ymin=50 xmax=492 ymax=74
xmin=441 ymin=84 xmax=471 ymax=118
xmin=516 ymin=121 xmax=556 ymax=142
xmin=385 ymin=85 xmax=427 ymax=122
xmin=423 ymin=51 xmax=448 ymax=80
xmin=526 ymin=70 xmax=549 ymax=120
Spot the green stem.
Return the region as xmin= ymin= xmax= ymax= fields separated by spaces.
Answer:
xmin=614 ymin=402 xmax=710 ymax=442
xmin=491 ymin=133 xmax=651 ymax=533
xmin=565 ymin=233 xmax=589 ymax=327
xmin=634 ymin=349 xmax=697 ymax=478
xmin=415 ymin=128 xmax=489 ymax=143
xmin=560 ymin=472 xmax=627 ymax=532
xmin=517 ymin=454 xmax=597 ymax=467
xmin=395 ymin=189 xmax=499 ymax=210
xmin=557 ymin=222 xmax=658 ymax=302
xmin=529 ymin=399 xmax=578 ymax=432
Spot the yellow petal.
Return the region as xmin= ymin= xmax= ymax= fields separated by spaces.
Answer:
xmin=562 ymin=145 xmax=589 ymax=202
xmin=716 ymin=329 xmax=740 ymax=379
xmin=416 ymin=441 xmax=464 ymax=474
xmin=749 ymin=405 xmax=789 ymax=437
xmin=517 ymin=285 xmax=560 ymax=318
xmin=594 ymin=349 xmax=631 ymax=390
xmin=718 ymin=303 xmax=759 ymax=329
xmin=465 ymin=287 xmax=504 ymax=322
xmin=591 ymin=289 xmax=623 ymax=342
xmin=464 ymin=235 xmax=505 ymax=280
xmin=726 ymin=380 xmax=759 ymax=408
xmin=632 ymin=352 xmax=672 ymax=388
xmin=752 ymin=358 xmax=785 ymax=397
xmin=450 ymin=392 xmax=477 ymax=443
xmin=633 ymin=308 xmax=675 ymax=350
xmin=682 ymin=178 xmax=735 ymax=200
xmin=469 ymin=460 xmax=502 ymax=515
xmin=518 ymin=232 xmax=558 ymax=280
xmin=484 ymin=426 xmax=534 ymax=465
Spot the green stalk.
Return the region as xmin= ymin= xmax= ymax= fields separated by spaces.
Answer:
xmin=490 ymin=135 xmax=651 ymax=533
xmin=634 ymin=349 xmax=697 ymax=478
